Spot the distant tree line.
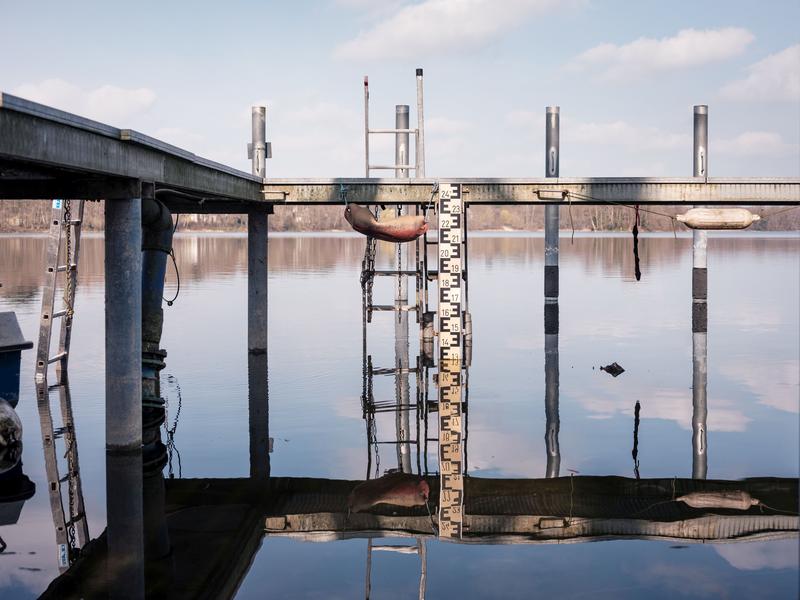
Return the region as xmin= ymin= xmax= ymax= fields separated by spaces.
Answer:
xmin=0 ymin=200 xmax=797 ymax=232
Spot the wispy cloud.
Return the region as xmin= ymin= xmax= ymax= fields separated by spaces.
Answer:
xmin=507 ymin=112 xmax=689 ymax=150
xmin=335 ymin=0 xmax=579 ymax=60
xmin=11 ymin=78 xmax=156 ymax=124
xmin=716 ymin=131 xmax=799 ymax=157
xmin=569 ymin=28 xmax=754 ymax=80
xmin=720 ymin=44 xmax=800 ymax=102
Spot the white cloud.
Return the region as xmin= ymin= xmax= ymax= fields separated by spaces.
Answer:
xmin=11 ymin=78 xmax=156 ymax=124
xmin=573 ymin=388 xmax=751 ymax=433
xmin=721 ymin=44 xmax=800 ymax=102
xmin=720 ymin=359 xmax=799 ymax=414
xmin=716 ymin=540 xmax=800 ymax=571
xmin=506 ymin=112 xmax=689 ymax=150
xmin=335 ymin=0 xmax=578 ymax=60
xmin=570 ymin=28 xmax=754 ymax=80
xmin=716 ymin=131 xmax=798 ymax=157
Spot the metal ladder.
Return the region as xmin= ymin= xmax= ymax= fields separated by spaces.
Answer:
xmin=365 ymin=538 xmax=427 ymax=600
xmin=35 ymin=199 xmax=85 ymax=385
xmin=35 ymin=379 xmax=90 ymax=571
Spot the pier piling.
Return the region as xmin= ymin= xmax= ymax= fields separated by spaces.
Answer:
xmin=692 ymin=105 xmax=709 ymax=479
xmin=248 ymin=106 xmax=270 ymax=478
xmin=104 ymin=195 xmax=145 ymax=598
xmin=395 ymin=104 xmax=412 ymax=473
xmin=543 ymin=107 xmax=561 ymax=478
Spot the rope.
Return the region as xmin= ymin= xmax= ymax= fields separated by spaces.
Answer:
xmin=164 ymin=374 xmax=183 ymax=479
xmin=163 ymin=249 xmax=181 ymax=307
xmin=424 ymin=182 xmax=439 ymax=219
xmin=568 ymin=191 xmax=678 ymax=222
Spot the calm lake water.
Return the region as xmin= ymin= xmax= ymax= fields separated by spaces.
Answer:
xmin=0 ymin=232 xmax=798 ymax=598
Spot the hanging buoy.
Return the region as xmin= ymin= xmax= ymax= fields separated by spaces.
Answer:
xmin=344 ymin=204 xmax=428 ymax=243
xmin=676 ymin=208 xmax=760 ymax=230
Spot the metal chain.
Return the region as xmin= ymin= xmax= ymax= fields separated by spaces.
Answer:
xmin=63 ymin=200 xmax=74 ymax=321
xmin=64 ymin=431 xmax=78 ymax=552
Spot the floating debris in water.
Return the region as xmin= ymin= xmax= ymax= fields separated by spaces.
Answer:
xmin=600 ymin=362 xmax=625 ymax=377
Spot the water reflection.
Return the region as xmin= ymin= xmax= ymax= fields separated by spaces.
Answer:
xmin=1 ymin=233 xmax=797 ymax=598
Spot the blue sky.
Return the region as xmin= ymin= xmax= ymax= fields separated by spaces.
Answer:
xmin=1 ymin=0 xmax=798 ymax=177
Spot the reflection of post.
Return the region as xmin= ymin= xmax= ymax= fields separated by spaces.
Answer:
xmin=395 ymin=104 xmax=412 ymax=473
xmin=692 ymin=105 xmax=708 ymax=480
xmin=544 ymin=333 xmax=560 ymax=478
xmin=249 ymin=106 xmax=270 ymax=479
xmin=544 ymin=106 xmax=561 ymax=478
xmin=104 ymin=196 xmax=144 ymax=598
xmin=248 ymin=353 xmax=270 ymax=479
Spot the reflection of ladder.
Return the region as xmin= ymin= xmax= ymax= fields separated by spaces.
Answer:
xmin=365 ymin=538 xmax=427 ymax=600
xmin=35 ymin=199 xmax=85 ymax=384
xmin=35 ymin=379 xmax=90 ymax=572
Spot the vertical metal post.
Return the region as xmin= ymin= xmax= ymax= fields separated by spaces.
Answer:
xmin=395 ymin=105 xmax=410 ymax=178
xmin=544 ymin=106 xmax=560 ymax=305
xmin=395 ymin=104 xmax=412 ymax=473
xmin=364 ymin=77 xmax=370 ymax=177
xmin=251 ymin=107 xmax=267 ymax=180
xmin=415 ymin=69 xmax=426 ymax=178
xmin=543 ymin=107 xmax=560 ymax=478
xmin=104 ymin=196 xmax=144 ymax=599
xmin=692 ymin=105 xmax=708 ymax=479
xmin=248 ymin=106 xmax=270 ymax=478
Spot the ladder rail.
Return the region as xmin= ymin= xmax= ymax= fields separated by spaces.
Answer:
xmin=56 ymin=200 xmax=84 ymax=383
xmin=35 ymin=200 xmax=65 ymax=381
xmin=57 ymin=380 xmax=90 ymax=546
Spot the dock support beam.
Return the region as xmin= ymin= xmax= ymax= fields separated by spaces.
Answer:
xmin=544 ymin=107 xmax=560 ymax=478
xmin=248 ymin=106 xmax=270 ymax=479
xmin=692 ymin=105 xmax=708 ymax=479
xmin=395 ymin=104 xmax=412 ymax=473
xmin=104 ymin=196 xmax=144 ymax=599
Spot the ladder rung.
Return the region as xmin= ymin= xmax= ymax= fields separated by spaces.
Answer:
xmin=56 ymin=264 xmax=77 ymax=272
xmin=371 ymin=545 xmax=419 ymax=554
xmin=65 ymin=513 xmax=85 ymax=526
xmin=68 ymin=219 xmax=82 ymax=225
xmin=52 ymin=309 xmax=67 ymax=318
xmin=371 ymin=304 xmax=418 ymax=312
xmin=372 ymin=270 xmax=419 ymax=277
xmin=376 ymin=440 xmax=418 ymax=445
xmin=371 ymin=367 xmax=418 ymax=375
xmin=48 ymin=351 xmax=68 ymax=364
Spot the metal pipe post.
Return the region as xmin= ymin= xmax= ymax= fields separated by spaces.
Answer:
xmin=395 ymin=105 xmax=410 ymax=178
xmin=364 ymin=77 xmax=370 ymax=177
xmin=415 ymin=69 xmax=426 ymax=178
xmin=395 ymin=104 xmax=412 ymax=472
xmin=692 ymin=105 xmax=708 ymax=332
xmin=248 ymin=106 xmax=270 ymax=477
xmin=105 ymin=196 xmax=144 ymax=599
xmin=544 ymin=106 xmax=560 ymax=309
xmin=251 ymin=107 xmax=267 ymax=179
xmin=543 ymin=106 xmax=560 ymax=477
xmin=692 ymin=105 xmax=708 ymax=478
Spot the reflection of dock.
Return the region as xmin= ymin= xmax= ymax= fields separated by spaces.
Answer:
xmin=40 ymin=475 xmax=798 ymax=598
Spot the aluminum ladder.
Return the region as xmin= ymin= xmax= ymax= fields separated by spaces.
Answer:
xmin=35 ymin=199 xmax=85 ymax=385
xmin=365 ymin=537 xmax=427 ymax=600
xmin=35 ymin=379 xmax=90 ymax=571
